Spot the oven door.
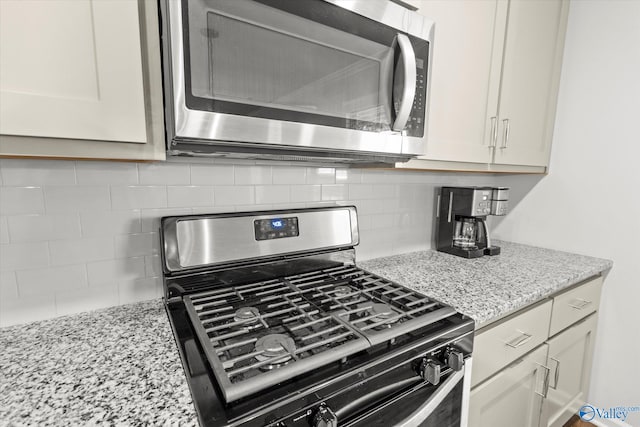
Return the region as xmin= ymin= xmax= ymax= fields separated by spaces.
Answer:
xmin=341 ymin=361 xmax=471 ymax=427
xmin=163 ymin=0 xmax=432 ymax=157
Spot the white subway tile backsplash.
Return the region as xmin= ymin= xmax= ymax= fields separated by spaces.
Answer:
xmin=214 ymin=186 xmax=255 ymax=206
xmin=168 ymin=186 xmax=215 ymax=208
xmin=138 ymin=163 xmax=190 ymax=185
xmin=0 ymin=271 xmax=18 ymax=299
xmin=321 ymin=184 xmax=348 ymax=201
xmin=55 ymin=286 xmax=119 ymax=317
xmin=140 ymin=207 xmax=191 ymax=233
xmin=0 ymin=217 xmax=8 ymax=244
xmin=0 ymin=159 xmax=76 ymax=186
xmin=0 ymin=157 xmax=499 ymax=326
xmin=49 ymin=237 xmax=114 ymax=266
xmin=336 ymin=168 xmax=362 ymax=184
xmin=234 ymin=166 xmax=272 ymax=185
xmin=8 ymin=214 xmax=81 ymax=242
xmin=118 ymin=277 xmax=161 ymax=305
xmin=80 ymin=210 xmax=141 ymax=237
xmin=348 ymin=184 xmax=374 ymax=200
xmin=255 ymin=186 xmax=290 ymax=204
xmin=0 ymin=293 xmax=56 ymax=327
xmin=17 ymin=264 xmax=87 ymax=295
xmin=144 ymin=255 xmax=161 ymax=278
xmin=44 ymin=186 xmax=111 ymax=212
xmin=306 ymin=167 xmax=335 ymax=184
xmin=290 ymin=185 xmax=321 ymax=202
xmin=114 ymin=233 xmax=158 ymax=258
xmin=191 ymin=164 xmax=234 ymax=185
xmin=87 ymin=257 xmax=146 ymax=286
xmin=272 ymin=166 xmax=306 ymax=184
xmin=76 ymin=162 xmax=138 ymax=185
xmin=0 ymin=242 xmax=49 ymax=271
xmin=111 ymin=186 xmax=167 ymax=210
xmin=0 ymin=187 xmax=45 ymax=215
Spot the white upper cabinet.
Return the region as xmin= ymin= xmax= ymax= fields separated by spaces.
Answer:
xmin=0 ymin=0 xmax=165 ymax=161
xmin=493 ymin=0 xmax=568 ymax=167
xmin=400 ymin=0 xmax=569 ymax=172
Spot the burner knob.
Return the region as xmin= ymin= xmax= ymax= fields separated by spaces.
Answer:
xmin=313 ymin=404 xmax=337 ymax=427
xmin=419 ymin=358 xmax=441 ymax=385
xmin=445 ymin=348 xmax=465 ymax=372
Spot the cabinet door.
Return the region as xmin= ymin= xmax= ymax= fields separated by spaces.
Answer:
xmin=541 ymin=314 xmax=598 ymax=427
xmin=469 ymin=344 xmax=548 ymax=427
xmin=493 ymin=0 xmax=569 ymax=167
xmin=0 ymin=0 xmax=146 ymax=142
xmin=411 ymin=0 xmax=508 ymax=164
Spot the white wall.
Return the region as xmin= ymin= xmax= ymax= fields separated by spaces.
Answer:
xmin=493 ymin=0 xmax=640 ymax=417
xmin=0 ymin=158 xmax=497 ymax=327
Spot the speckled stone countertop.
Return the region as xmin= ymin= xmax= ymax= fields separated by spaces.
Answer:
xmin=360 ymin=240 xmax=613 ymax=327
xmin=0 ymin=300 xmax=196 ymax=426
xmin=0 ymin=241 xmax=612 ymax=426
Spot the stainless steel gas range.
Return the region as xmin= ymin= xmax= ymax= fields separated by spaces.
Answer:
xmin=160 ymin=206 xmax=474 ymax=426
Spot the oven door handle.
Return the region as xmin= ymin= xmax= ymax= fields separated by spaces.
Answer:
xmin=334 ymin=377 xmax=422 ymax=419
xmin=391 ymin=33 xmax=417 ymax=132
xmin=398 ymin=367 xmax=466 ymax=427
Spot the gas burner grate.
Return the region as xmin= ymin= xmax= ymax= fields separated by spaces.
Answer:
xmin=183 ymin=264 xmax=456 ymax=402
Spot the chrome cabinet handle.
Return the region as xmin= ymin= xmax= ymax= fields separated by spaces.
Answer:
xmin=505 ymin=331 xmax=532 ymax=348
xmin=391 ymin=33 xmax=417 ymax=132
xmin=549 ymin=357 xmax=560 ymax=389
xmin=501 ymin=118 xmax=510 ymax=148
xmin=490 ymin=116 xmax=498 ymax=147
xmin=568 ymin=298 xmax=592 ymax=310
xmin=535 ymin=363 xmax=551 ymax=398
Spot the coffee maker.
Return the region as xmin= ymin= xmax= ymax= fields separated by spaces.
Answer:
xmin=435 ymin=186 xmax=509 ymax=258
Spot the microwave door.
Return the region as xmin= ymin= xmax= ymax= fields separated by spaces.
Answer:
xmin=166 ymin=0 xmax=430 ymax=157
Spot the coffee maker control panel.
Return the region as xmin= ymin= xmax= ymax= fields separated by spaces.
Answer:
xmin=472 ymin=189 xmax=493 ymax=216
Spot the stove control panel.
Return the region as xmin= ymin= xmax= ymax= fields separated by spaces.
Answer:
xmin=254 ymin=217 xmax=299 ymax=241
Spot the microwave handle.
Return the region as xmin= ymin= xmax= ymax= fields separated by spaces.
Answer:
xmin=392 ymin=33 xmax=417 ymax=132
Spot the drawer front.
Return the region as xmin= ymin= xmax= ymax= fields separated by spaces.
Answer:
xmin=549 ymin=276 xmax=602 ymax=336
xmin=472 ymin=300 xmax=552 ymax=387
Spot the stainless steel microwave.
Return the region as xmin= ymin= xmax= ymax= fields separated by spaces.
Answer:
xmin=159 ymin=0 xmax=434 ymax=163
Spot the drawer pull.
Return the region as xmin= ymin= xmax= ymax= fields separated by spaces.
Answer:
xmin=534 ymin=363 xmax=551 ymax=398
xmin=568 ymin=298 xmax=592 ymax=310
xmin=505 ymin=331 xmax=532 ymax=348
xmin=549 ymin=357 xmax=560 ymax=389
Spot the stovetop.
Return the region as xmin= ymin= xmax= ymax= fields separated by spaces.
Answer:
xmin=183 ymin=264 xmax=457 ymax=402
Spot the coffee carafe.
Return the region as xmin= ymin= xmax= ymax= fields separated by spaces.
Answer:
xmin=435 ymin=186 xmax=509 ymax=258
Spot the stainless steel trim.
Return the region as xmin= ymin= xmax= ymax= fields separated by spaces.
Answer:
xmin=163 ymin=0 xmax=434 ymax=159
xmin=535 ymin=363 xmax=551 ymax=398
xmin=460 ymin=358 xmax=472 ymax=427
xmin=505 ymin=331 xmax=532 ymax=348
xmin=398 ymin=364 xmax=466 ymax=426
xmin=162 ymin=206 xmax=359 ymax=273
xmin=550 ymin=357 xmax=560 ymax=390
xmin=490 ymin=117 xmax=498 ymax=148
xmin=501 ymin=118 xmax=510 ymax=149
xmin=482 ymin=219 xmax=493 ymax=250
xmin=568 ymin=298 xmax=592 ymax=310
xmin=392 ymin=34 xmax=417 ymax=131
xmin=447 ymin=192 xmax=453 ymax=223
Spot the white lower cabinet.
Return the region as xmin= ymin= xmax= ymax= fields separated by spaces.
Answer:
xmin=470 ymin=344 xmax=548 ymax=427
xmin=541 ymin=314 xmax=598 ymax=427
xmin=468 ymin=276 xmax=603 ymax=427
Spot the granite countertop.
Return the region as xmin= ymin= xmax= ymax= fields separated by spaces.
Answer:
xmin=0 ymin=241 xmax=612 ymax=426
xmin=359 ymin=240 xmax=613 ymax=327
xmin=0 ymin=300 xmax=196 ymax=426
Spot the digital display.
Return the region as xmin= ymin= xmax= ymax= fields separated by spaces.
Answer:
xmin=416 ymin=58 xmax=424 ymax=69
xmin=254 ymin=217 xmax=299 ymax=241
